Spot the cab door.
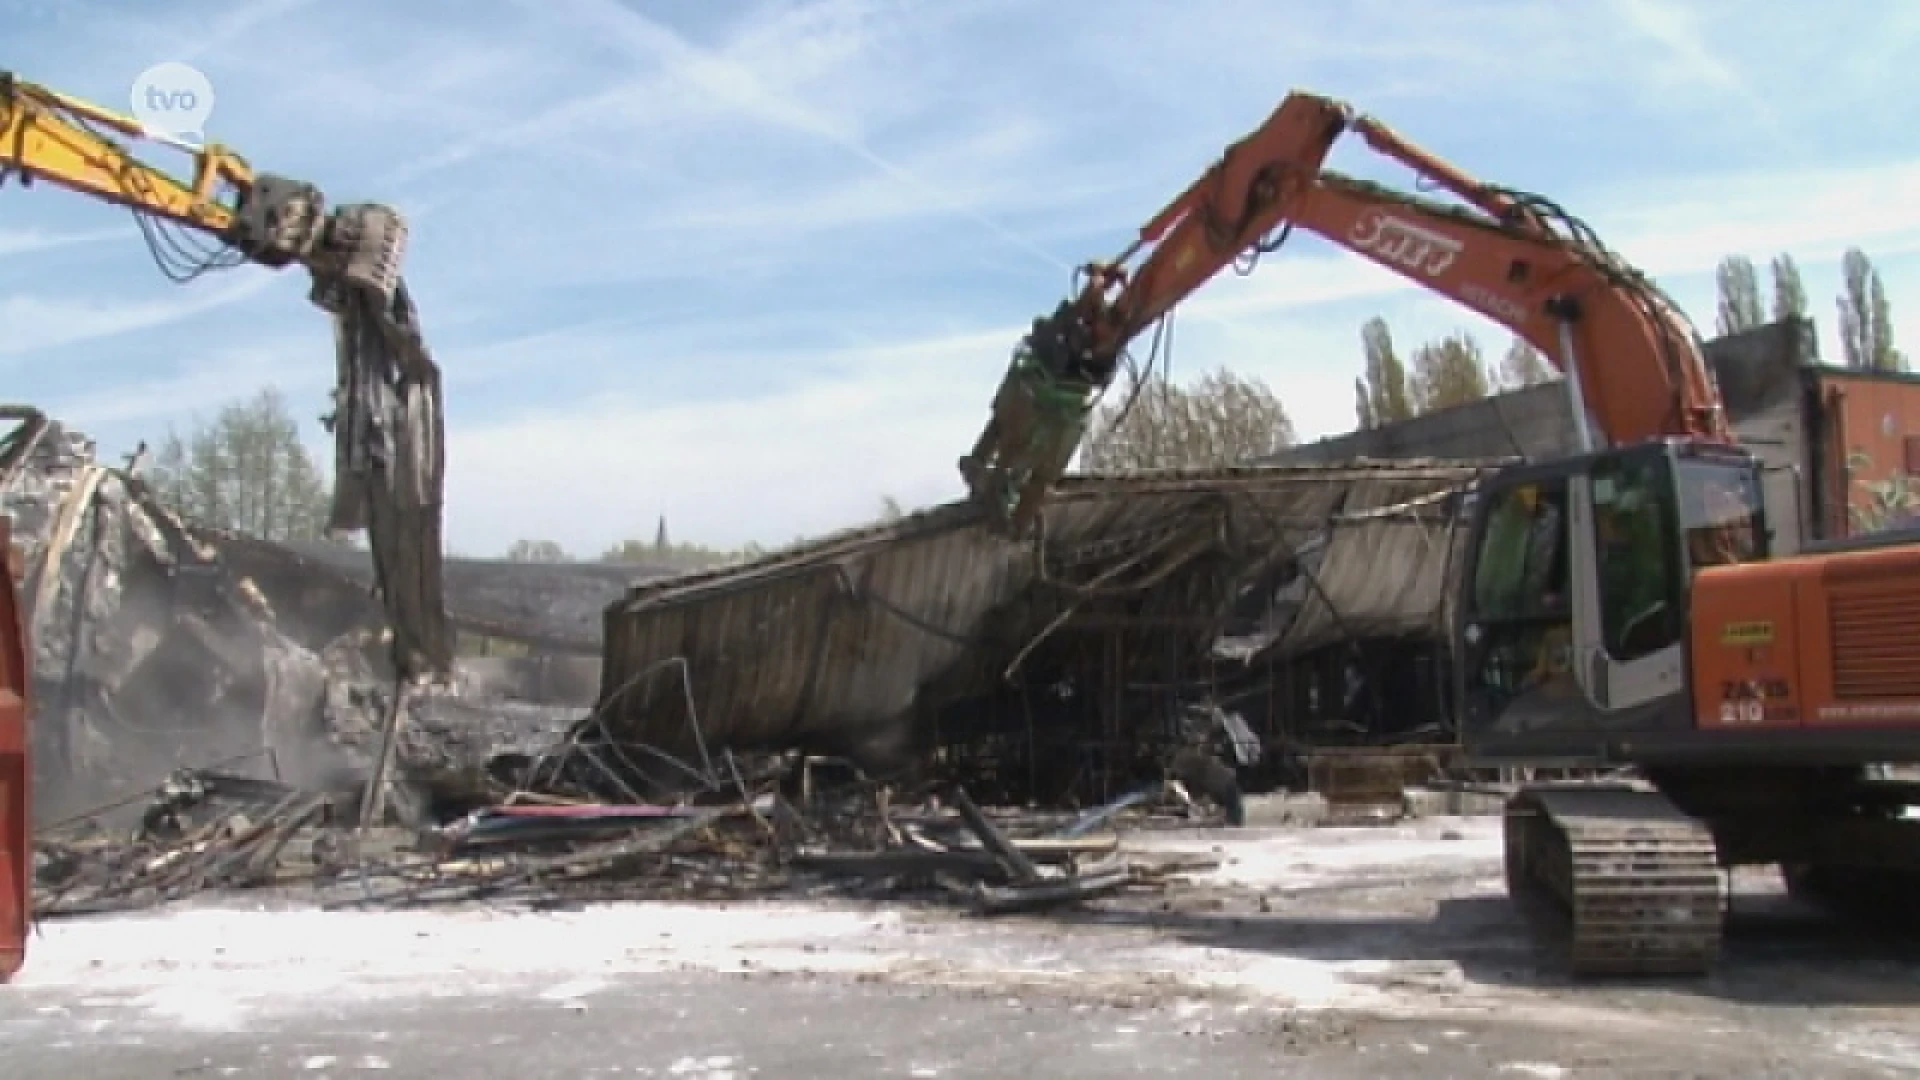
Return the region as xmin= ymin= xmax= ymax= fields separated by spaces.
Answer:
xmin=1455 ymin=467 xmax=1592 ymax=751
xmin=1573 ymin=450 xmax=1689 ymax=727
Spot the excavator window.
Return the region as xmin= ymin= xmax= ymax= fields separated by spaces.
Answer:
xmin=1471 ymin=480 xmax=1570 ymax=623
xmin=1591 ymin=456 xmax=1682 ymax=662
xmin=1676 ymin=459 xmax=1765 ymax=569
xmin=1458 ymin=476 xmax=1576 ymax=729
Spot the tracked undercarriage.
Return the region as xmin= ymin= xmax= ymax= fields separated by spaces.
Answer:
xmin=1503 ymin=782 xmax=1726 ymax=976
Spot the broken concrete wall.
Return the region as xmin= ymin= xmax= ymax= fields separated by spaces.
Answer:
xmin=0 ymin=409 xmax=590 ymax=825
xmin=584 ymin=321 xmax=1822 ymax=804
xmin=0 ymin=411 xmax=347 ymax=818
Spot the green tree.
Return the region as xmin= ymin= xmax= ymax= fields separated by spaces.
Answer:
xmin=1357 ymin=317 xmax=1414 ymax=428
xmin=1495 ymin=336 xmax=1557 ymax=390
xmin=1079 ymin=367 xmax=1294 ymax=473
xmin=1838 ymin=248 xmax=1905 ymax=371
xmin=1770 ymin=252 xmax=1807 ymax=321
xmin=1714 ymin=255 xmax=1764 ymax=335
xmin=147 ymin=386 xmax=331 ymax=542
xmin=602 ymin=531 xmax=759 ymax=570
xmin=1845 ymin=450 xmax=1920 ymax=534
xmin=1409 ymin=331 xmax=1492 ymax=413
xmin=505 ymin=538 xmax=570 ymax=562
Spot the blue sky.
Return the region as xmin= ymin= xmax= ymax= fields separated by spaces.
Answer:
xmin=4 ymin=0 xmax=1917 ymax=557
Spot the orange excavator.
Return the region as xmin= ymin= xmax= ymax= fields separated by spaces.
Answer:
xmin=0 ymin=70 xmax=453 ymax=983
xmin=961 ymin=90 xmax=1920 ymax=974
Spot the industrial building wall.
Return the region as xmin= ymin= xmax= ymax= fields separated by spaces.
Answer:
xmin=1810 ymin=367 xmax=1920 ymax=536
xmin=1263 ymin=318 xmax=1822 ymax=553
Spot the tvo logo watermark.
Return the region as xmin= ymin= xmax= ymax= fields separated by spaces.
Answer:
xmin=130 ymin=61 xmax=215 ymax=143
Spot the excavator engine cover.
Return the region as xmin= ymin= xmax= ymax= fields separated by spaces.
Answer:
xmin=0 ymin=515 xmax=30 ymax=984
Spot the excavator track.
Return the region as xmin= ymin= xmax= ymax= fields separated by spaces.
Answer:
xmin=1504 ymin=783 xmax=1725 ymax=975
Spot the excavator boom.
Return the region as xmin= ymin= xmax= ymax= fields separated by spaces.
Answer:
xmin=0 ymin=72 xmax=407 ymax=298
xmin=960 ymin=89 xmax=1731 ymax=534
xmin=961 ymin=84 xmax=1920 ymax=981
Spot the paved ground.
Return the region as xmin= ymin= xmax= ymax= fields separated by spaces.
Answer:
xmin=0 ymin=970 xmax=1689 ymax=1079
xmin=6 ymin=815 xmax=1920 ymax=1078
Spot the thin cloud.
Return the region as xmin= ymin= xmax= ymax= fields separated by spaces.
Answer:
xmin=1611 ymin=0 xmax=1749 ymax=95
xmin=49 ymin=331 xmax=330 ymax=430
xmin=1608 ymin=0 xmax=1789 ymax=147
xmin=0 ymin=269 xmax=282 ymax=359
xmin=525 ymin=0 xmax=1071 ymax=271
xmin=0 ymin=226 xmax=125 ymax=258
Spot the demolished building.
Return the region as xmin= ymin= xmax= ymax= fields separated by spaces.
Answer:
xmin=1 ymin=409 xmax=660 ymax=825
xmin=576 ymin=461 xmax=1495 ymax=806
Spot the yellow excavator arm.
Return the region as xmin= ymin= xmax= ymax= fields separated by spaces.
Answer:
xmin=0 ymin=71 xmax=405 ymax=303
xmin=0 ymin=70 xmax=450 ymax=681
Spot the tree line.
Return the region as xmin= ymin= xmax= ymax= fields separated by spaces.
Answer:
xmin=514 ymin=518 xmax=772 ymax=569
xmin=1356 ymin=245 xmax=1905 ymax=427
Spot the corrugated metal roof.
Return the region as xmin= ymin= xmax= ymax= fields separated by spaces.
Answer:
xmin=590 ymin=461 xmax=1502 ymax=761
xmin=1272 ymin=474 xmax=1469 ymax=653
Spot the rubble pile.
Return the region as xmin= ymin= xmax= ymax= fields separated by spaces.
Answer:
xmin=31 ymin=753 xmax=1225 ymax=920
xmin=3 ymin=404 xmax=1255 ymax=931
xmin=0 ymin=409 xmax=589 ymax=827
xmin=33 ymin=767 xmax=332 ymax=916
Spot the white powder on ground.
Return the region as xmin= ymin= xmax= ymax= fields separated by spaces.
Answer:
xmin=8 ymin=818 xmax=1513 ymax=1030
xmin=1126 ymin=817 xmax=1504 ymax=891
xmin=12 ymin=896 xmax=1425 ymax=1028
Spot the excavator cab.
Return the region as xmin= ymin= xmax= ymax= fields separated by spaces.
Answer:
xmin=1455 ymin=439 xmax=1767 ymax=764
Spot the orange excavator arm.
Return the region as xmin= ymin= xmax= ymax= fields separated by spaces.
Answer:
xmin=960 ymin=89 xmax=1732 ymax=535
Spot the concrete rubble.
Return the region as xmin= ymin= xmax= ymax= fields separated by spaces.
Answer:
xmin=31 ymin=754 xmax=1232 ymax=920
xmin=4 ymin=408 xmax=589 ymax=828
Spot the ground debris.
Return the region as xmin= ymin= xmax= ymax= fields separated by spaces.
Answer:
xmin=28 ymin=751 xmax=1212 ymax=920
xmin=33 ymin=767 xmax=336 ymax=916
xmin=781 ymin=781 xmax=1202 ymax=915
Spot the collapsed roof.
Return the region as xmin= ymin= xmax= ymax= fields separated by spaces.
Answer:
xmin=586 ymin=461 xmax=1500 ymax=769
